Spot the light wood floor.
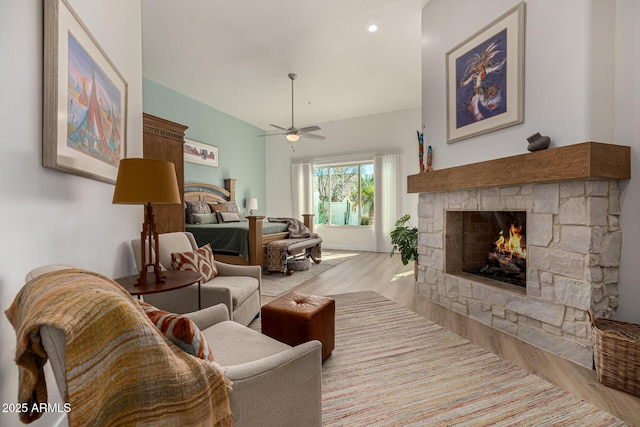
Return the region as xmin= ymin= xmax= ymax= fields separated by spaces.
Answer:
xmin=264 ymin=251 xmax=640 ymax=425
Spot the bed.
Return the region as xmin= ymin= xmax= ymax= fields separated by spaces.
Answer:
xmin=184 ymin=180 xmax=315 ymax=267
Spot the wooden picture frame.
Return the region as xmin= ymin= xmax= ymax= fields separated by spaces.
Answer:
xmin=43 ymin=0 xmax=128 ymax=184
xmin=446 ymin=2 xmax=525 ymax=144
xmin=184 ymin=139 xmax=219 ymax=168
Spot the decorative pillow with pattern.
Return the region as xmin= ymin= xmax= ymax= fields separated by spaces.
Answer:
xmin=138 ymin=300 xmax=215 ymax=361
xmin=185 ymin=202 xmax=193 ymax=224
xmin=186 ymin=201 xmax=211 ymax=224
xmin=224 ymin=201 xmax=240 ymax=213
xmin=171 ymin=243 xmax=218 ymax=281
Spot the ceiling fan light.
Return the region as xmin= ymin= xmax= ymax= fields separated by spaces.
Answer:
xmin=286 ymin=134 xmax=299 ymax=142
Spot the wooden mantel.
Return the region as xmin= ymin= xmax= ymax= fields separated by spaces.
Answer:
xmin=407 ymin=142 xmax=630 ymax=194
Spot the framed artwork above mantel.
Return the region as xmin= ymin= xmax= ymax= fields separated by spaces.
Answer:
xmin=445 ymin=2 xmax=525 ymax=144
xmin=43 ymin=0 xmax=128 ymax=184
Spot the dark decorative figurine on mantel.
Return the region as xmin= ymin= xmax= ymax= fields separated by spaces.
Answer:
xmin=527 ymin=132 xmax=551 ymax=152
xmin=417 ymin=125 xmax=425 ymax=172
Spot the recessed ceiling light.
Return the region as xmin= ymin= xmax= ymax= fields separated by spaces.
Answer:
xmin=368 ymin=24 xmax=378 ymax=33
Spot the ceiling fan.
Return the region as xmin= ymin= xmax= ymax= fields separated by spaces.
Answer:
xmin=259 ymin=73 xmax=326 ymax=142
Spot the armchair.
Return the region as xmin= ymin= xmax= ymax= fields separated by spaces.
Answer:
xmin=132 ymin=232 xmax=261 ymax=325
xmin=14 ymin=267 xmax=322 ymax=426
xmin=184 ymin=304 xmax=322 ymax=426
xmin=40 ymin=308 xmax=322 ymax=426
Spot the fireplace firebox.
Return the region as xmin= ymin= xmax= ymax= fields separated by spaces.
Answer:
xmin=445 ymin=211 xmax=527 ymax=292
xmin=460 ymin=211 xmax=527 ymax=287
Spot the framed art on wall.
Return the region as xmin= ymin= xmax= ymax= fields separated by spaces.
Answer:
xmin=43 ymin=0 xmax=128 ymax=184
xmin=446 ymin=2 xmax=525 ymax=144
xmin=184 ymin=139 xmax=219 ymax=168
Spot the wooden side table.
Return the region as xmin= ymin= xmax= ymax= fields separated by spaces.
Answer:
xmin=114 ymin=270 xmax=202 ymax=309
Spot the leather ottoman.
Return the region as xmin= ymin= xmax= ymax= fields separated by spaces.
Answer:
xmin=261 ymin=292 xmax=335 ymax=361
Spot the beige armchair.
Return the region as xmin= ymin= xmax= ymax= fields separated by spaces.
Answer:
xmin=132 ymin=232 xmax=261 ymax=325
xmin=19 ymin=267 xmax=322 ymax=427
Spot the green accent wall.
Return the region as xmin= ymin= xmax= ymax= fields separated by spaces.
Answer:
xmin=143 ymin=78 xmax=267 ymax=214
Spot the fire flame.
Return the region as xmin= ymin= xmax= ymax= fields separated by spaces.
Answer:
xmin=494 ymin=224 xmax=526 ymax=260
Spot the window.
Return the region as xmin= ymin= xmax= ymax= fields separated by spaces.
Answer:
xmin=313 ymin=162 xmax=374 ymax=226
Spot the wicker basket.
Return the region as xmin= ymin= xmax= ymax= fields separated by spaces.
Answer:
xmin=287 ymin=258 xmax=310 ymax=271
xmin=588 ymin=310 xmax=640 ymax=396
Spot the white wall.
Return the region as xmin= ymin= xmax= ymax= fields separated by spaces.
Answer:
xmin=615 ymin=0 xmax=640 ymax=323
xmin=422 ymin=0 xmax=596 ymax=169
xmin=265 ymin=107 xmax=421 ymax=251
xmin=0 ymin=1 xmax=142 ymax=426
xmin=422 ymin=0 xmax=640 ymax=322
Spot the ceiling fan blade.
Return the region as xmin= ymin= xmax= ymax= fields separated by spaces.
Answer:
xmin=298 ymin=125 xmax=321 ymax=133
xmin=257 ymin=132 xmax=287 ymax=137
xmin=269 ymin=124 xmax=288 ymax=131
xmin=299 ymin=132 xmax=326 ymax=141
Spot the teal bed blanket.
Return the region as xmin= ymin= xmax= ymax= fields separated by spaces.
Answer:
xmin=186 ymin=221 xmax=288 ymax=262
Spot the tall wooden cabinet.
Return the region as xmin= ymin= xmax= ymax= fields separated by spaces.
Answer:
xmin=142 ymin=113 xmax=188 ymax=233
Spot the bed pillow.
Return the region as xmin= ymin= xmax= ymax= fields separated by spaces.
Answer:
xmin=171 ymin=243 xmax=217 ymax=281
xmin=186 ymin=201 xmax=211 ymax=224
xmin=138 ymin=301 xmax=215 ymax=362
xmin=208 ymin=203 xmax=227 ymax=213
xmin=185 ymin=202 xmax=192 ymax=224
xmin=219 ymin=212 xmax=241 ymax=223
xmin=225 ymin=201 xmax=240 ymax=213
xmin=208 ymin=202 xmax=227 ymax=212
xmin=194 ymin=213 xmax=218 ymax=224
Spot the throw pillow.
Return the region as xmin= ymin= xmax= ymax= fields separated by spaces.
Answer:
xmin=219 ymin=212 xmax=241 ymax=223
xmin=185 ymin=202 xmax=193 ymax=224
xmin=225 ymin=201 xmax=240 ymax=213
xmin=194 ymin=213 xmax=218 ymax=224
xmin=171 ymin=244 xmax=218 ymax=282
xmin=186 ymin=201 xmax=211 ymax=224
xmin=208 ymin=202 xmax=227 ymax=213
xmin=138 ymin=301 xmax=215 ymax=362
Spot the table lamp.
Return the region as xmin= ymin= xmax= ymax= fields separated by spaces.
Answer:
xmin=113 ymin=158 xmax=181 ymax=285
xmin=246 ymin=198 xmax=258 ymax=215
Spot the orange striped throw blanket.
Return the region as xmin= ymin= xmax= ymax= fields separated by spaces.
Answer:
xmin=5 ymin=269 xmax=232 ymax=426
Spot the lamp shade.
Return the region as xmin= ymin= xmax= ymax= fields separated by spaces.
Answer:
xmin=112 ymin=158 xmax=181 ymax=205
xmin=246 ymin=198 xmax=258 ymax=211
xmin=286 ymin=134 xmax=299 ymax=142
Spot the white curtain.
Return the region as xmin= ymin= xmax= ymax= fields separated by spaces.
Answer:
xmin=291 ymin=162 xmax=314 ymax=218
xmin=374 ymin=153 xmax=402 ymax=253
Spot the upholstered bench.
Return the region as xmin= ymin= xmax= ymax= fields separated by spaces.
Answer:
xmin=266 ymin=237 xmax=322 ymax=274
xmin=261 ymin=292 xmax=335 ymax=361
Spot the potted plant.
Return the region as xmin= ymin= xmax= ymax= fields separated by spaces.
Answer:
xmin=390 ymin=214 xmax=419 ymax=279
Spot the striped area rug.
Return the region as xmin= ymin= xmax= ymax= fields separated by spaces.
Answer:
xmin=321 ymin=291 xmax=627 ymax=426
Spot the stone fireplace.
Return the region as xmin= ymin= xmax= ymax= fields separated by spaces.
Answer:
xmin=408 ymin=143 xmax=630 ymax=368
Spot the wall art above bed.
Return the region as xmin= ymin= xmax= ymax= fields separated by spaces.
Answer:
xmin=184 ymin=139 xmax=219 ymax=168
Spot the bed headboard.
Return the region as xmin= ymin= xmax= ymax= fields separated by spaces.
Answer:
xmin=184 ymin=178 xmax=236 ymax=203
